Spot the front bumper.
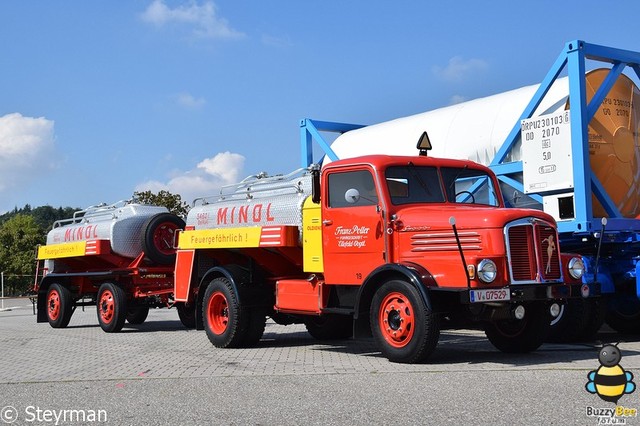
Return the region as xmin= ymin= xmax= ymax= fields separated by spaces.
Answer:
xmin=458 ymin=281 xmax=601 ymax=305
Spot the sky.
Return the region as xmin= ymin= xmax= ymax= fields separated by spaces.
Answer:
xmin=1 ymin=0 xmax=640 ymax=213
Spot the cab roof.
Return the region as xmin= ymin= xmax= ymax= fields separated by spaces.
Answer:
xmin=322 ymin=154 xmax=492 ymax=173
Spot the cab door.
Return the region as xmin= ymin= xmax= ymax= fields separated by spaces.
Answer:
xmin=321 ymin=168 xmax=386 ymax=285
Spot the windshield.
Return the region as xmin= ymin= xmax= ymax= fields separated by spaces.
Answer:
xmin=385 ymin=165 xmax=500 ymax=207
xmin=440 ymin=167 xmax=500 ymax=206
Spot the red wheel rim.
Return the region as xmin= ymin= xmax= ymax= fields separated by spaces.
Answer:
xmin=98 ymin=289 xmax=115 ymax=324
xmin=47 ymin=289 xmax=61 ymax=321
xmin=207 ymin=291 xmax=229 ymax=335
xmin=152 ymin=222 xmax=179 ymax=255
xmin=378 ymin=292 xmax=415 ymax=348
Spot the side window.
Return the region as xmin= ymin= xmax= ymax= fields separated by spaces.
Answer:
xmin=328 ymin=170 xmax=378 ymax=208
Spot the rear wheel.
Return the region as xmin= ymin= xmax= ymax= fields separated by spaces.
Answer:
xmin=305 ymin=314 xmax=353 ymax=340
xmin=370 ymin=280 xmax=440 ymax=363
xmin=126 ymin=306 xmax=149 ymax=324
xmin=46 ymin=283 xmax=73 ymax=328
xmin=142 ymin=213 xmax=185 ymax=265
xmin=242 ymin=309 xmax=267 ymax=347
xmin=97 ymin=283 xmax=127 ymax=332
xmin=485 ymin=303 xmax=549 ymax=353
xmin=176 ymin=302 xmax=196 ymax=329
xmin=203 ymin=277 xmax=247 ymax=348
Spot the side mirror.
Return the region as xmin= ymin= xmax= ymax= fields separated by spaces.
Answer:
xmin=345 ymin=188 xmax=360 ymax=204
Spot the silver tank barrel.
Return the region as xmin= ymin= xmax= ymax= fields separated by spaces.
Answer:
xmin=46 ymin=201 xmax=170 ymax=259
xmin=187 ymin=169 xmax=313 ymax=234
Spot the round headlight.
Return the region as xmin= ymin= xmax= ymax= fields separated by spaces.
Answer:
xmin=477 ymin=259 xmax=497 ymax=283
xmin=568 ymin=257 xmax=585 ymax=280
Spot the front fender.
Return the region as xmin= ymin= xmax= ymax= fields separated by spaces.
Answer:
xmin=352 ymin=262 xmax=436 ymax=338
xmin=195 ymin=265 xmax=249 ymax=330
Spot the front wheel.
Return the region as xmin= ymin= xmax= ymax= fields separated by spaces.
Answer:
xmin=97 ymin=283 xmax=127 ymax=332
xmin=485 ymin=303 xmax=549 ymax=353
xmin=46 ymin=283 xmax=74 ymax=328
xmin=370 ymin=280 xmax=440 ymax=363
xmin=548 ymin=298 xmax=605 ymax=342
xmin=606 ymin=294 xmax=640 ymax=334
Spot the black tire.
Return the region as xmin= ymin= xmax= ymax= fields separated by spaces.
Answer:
xmin=46 ymin=283 xmax=74 ymax=328
xmin=606 ymin=294 xmax=640 ymax=334
xmin=176 ymin=302 xmax=196 ymax=329
xmin=242 ymin=309 xmax=267 ymax=347
xmin=548 ymin=299 xmax=590 ymax=342
xmin=370 ymin=280 xmax=440 ymax=363
xmin=305 ymin=314 xmax=353 ymax=340
xmin=203 ymin=277 xmax=249 ymax=348
xmin=142 ymin=213 xmax=185 ymax=265
xmin=485 ymin=303 xmax=550 ymax=353
xmin=96 ymin=283 xmax=127 ymax=333
xmin=126 ymin=306 xmax=149 ymax=324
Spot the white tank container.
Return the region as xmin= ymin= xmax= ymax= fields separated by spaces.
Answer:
xmin=330 ymin=70 xmax=640 ymax=218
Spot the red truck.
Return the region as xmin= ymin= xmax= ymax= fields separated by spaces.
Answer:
xmin=171 ymin=143 xmax=590 ymax=363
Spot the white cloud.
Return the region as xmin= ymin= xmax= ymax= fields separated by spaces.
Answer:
xmin=432 ymin=56 xmax=488 ymax=82
xmin=141 ymin=0 xmax=245 ymax=40
xmin=136 ymin=151 xmax=245 ymax=202
xmin=0 ymin=112 xmax=56 ymax=192
xmin=175 ymin=92 xmax=206 ymax=110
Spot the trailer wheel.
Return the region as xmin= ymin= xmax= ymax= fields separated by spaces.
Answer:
xmin=97 ymin=283 xmax=127 ymax=332
xmin=203 ymin=277 xmax=248 ymax=348
xmin=305 ymin=314 xmax=353 ymax=340
xmin=485 ymin=303 xmax=549 ymax=353
xmin=46 ymin=284 xmax=73 ymax=328
xmin=126 ymin=306 xmax=149 ymax=325
xmin=142 ymin=213 xmax=185 ymax=265
xmin=175 ymin=302 xmax=196 ymax=329
xmin=370 ymin=280 xmax=440 ymax=363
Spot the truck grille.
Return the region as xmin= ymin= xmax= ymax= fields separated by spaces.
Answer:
xmin=506 ymin=219 xmax=561 ymax=283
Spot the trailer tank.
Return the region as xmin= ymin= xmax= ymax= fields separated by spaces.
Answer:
xmin=46 ymin=201 xmax=181 ymax=266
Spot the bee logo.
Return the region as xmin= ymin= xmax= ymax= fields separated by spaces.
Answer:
xmin=586 ymin=343 xmax=636 ymax=403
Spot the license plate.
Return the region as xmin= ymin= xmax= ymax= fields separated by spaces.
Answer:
xmin=470 ymin=288 xmax=510 ymax=303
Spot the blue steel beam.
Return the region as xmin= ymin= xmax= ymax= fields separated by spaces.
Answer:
xmin=299 ymin=119 xmax=365 ymax=167
xmin=567 ymin=41 xmax=592 ymax=231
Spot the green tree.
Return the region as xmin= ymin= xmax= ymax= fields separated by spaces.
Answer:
xmin=133 ymin=190 xmax=190 ymax=218
xmin=0 ymin=214 xmax=45 ymax=295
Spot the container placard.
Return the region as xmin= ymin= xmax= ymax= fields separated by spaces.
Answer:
xmin=521 ymin=111 xmax=573 ymax=194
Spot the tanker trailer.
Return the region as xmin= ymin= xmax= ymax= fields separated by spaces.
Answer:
xmin=313 ymin=45 xmax=640 ymax=339
xmin=35 ymin=200 xmax=186 ymax=332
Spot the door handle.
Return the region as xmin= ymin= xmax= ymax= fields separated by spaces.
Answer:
xmin=322 ymin=220 xmax=333 ymax=226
